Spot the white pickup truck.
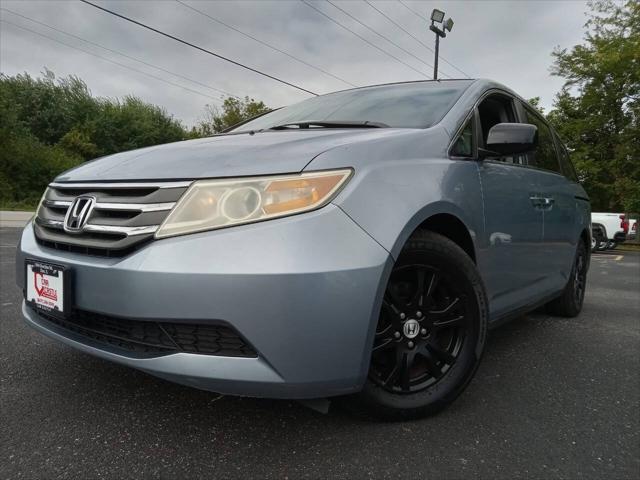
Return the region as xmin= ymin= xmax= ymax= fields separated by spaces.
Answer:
xmin=591 ymin=212 xmax=630 ymax=251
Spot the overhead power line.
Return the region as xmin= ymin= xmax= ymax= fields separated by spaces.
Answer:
xmin=300 ymin=0 xmax=428 ymax=79
xmin=324 ymin=0 xmax=450 ymax=78
xmin=1 ymin=19 xmax=225 ymax=102
xmin=1 ymin=8 xmax=241 ymax=100
xmin=398 ymin=0 xmax=429 ymax=22
xmin=79 ymin=0 xmax=318 ymax=96
xmin=395 ymin=0 xmax=472 ymax=78
xmin=175 ymin=0 xmax=357 ymax=88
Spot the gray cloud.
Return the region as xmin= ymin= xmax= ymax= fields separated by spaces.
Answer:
xmin=0 ymin=0 xmax=588 ymax=126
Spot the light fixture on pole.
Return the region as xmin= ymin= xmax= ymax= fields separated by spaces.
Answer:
xmin=429 ymin=9 xmax=454 ymax=80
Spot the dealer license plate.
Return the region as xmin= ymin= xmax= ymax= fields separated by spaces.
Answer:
xmin=25 ymin=260 xmax=69 ymax=318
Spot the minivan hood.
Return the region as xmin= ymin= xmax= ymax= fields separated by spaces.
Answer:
xmin=56 ymin=129 xmax=411 ymax=182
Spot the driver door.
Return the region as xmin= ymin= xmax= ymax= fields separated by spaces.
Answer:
xmin=473 ymin=93 xmax=546 ymax=320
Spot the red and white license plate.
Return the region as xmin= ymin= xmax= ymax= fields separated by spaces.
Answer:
xmin=25 ymin=261 xmax=68 ymax=317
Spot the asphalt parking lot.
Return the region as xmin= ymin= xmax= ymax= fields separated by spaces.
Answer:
xmin=1 ymin=227 xmax=638 ymax=479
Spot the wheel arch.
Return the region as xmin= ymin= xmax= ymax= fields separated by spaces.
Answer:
xmin=580 ymin=227 xmax=590 ymax=249
xmin=580 ymin=226 xmax=592 ymax=268
xmin=389 ymin=203 xmax=478 ymax=263
xmin=592 ymin=222 xmax=607 ymax=239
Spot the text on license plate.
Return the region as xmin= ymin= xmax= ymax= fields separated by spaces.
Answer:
xmin=26 ymin=262 xmax=65 ymax=314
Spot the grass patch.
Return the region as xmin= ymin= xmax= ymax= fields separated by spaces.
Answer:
xmin=617 ymin=243 xmax=640 ymax=251
xmin=0 ymin=200 xmax=37 ymax=211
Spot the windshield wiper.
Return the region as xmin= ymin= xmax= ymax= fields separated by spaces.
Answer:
xmin=268 ymin=120 xmax=389 ymax=130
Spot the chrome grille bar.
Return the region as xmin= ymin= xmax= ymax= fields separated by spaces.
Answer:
xmin=36 ymin=218 xmax=158 ymax=236
xmin=94 ymin=202 xmax=175 ymax=212
xmin=44 ymin=200 xmax=175 ymax=212
xmin=37 ymin=218 xmax=64 ymax=229
xmin=49 ymin=181 xmax=191 ymax=189
xmin=43 ymin=200 xmax=72 ymax=208
xmin=83 ymin=224 xmax=159 ymax=236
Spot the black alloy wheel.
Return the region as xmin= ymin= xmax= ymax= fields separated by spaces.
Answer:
xmin=370 ymin=264 xmax=470 ymax=394
xmin=573 ymin=249 xmax=587 ymax=306
xmin=354 ymin=231 xmax=488 ymax=420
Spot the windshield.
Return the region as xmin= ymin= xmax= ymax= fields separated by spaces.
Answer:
xmin=231 ymin=80 xmax=473 ymax=132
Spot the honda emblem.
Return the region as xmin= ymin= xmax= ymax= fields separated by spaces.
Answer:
xmin=64 ymin=195 xmax=96 ymax=233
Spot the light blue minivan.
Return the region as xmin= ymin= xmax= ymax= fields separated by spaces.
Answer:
xmin=16 ymin=79 xmax=591 ymax=419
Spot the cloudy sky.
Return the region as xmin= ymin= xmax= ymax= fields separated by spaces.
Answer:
xmin=1 ymin=0 xmax=589 ymax=126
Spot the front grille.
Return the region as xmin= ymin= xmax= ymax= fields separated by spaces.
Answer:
xmin=33 ymin=308 xmax=258 ymax=358
xmin=33 ymin=181 xmax=190 ymax=257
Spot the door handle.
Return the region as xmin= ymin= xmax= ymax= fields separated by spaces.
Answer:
xmin=529 ymin=196 xmax=554 ymax=208
xmin=529 ymin=195 xmax=545 ymax=207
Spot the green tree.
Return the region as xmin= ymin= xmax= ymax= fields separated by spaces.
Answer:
xmin=0 ymin=71 xmax=190 ymax=159
xmin=0 ymin=91 xmax=82 ymax=207
xmin=0 ymin=71 xmax=195 ymax=207
xmin=192 ymin=96 xmax=270 ymax=135
xmin=0 ymin=69 xmax=98 ymax=146
xmin=58 ymin=128 xmax=99 ymax=159
xmin=527 ymin=97 xmax=545 ymax=115
xmin=87 ymin=96 xmax=186 ymax=157
xmin=547 ymin=0 xmax=639 ymax=212
xmin=0 ymin=71 xmax=270 ymax=208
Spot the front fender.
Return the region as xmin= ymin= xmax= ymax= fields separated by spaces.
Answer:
xmin=323 ymin=156 xmax=484 ymax=261
xmin=382 ymin=200 xmax=479 ymax=261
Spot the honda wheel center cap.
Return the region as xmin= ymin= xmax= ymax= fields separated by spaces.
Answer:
xmin=403 ymin=319 xmax=420 ymax=339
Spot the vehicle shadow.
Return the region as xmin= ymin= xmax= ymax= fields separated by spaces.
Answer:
xmin=26 ymin=309 xmax=550 ymax=427
xmin=7 ymin=306 xmax=621 ymax=479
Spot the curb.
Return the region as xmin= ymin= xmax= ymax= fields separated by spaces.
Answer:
xmin=0 ymin=211 xmax=34 ymax=228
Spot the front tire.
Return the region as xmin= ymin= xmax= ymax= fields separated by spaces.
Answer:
xmin=354 ymin=231 xmax=488 ymax=420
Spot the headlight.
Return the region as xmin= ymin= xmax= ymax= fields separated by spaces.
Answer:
xmin=155 ymin=169 xmax=352 ymax=239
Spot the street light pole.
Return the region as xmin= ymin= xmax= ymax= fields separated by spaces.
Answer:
xmin=433 ymin=33 xmax=440 ymax=80
xmin=429 ymin=9 xmax=454 ymax=80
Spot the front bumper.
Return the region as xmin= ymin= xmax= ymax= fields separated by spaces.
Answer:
xmin=16 ymin=205 xmax=392 ymax=399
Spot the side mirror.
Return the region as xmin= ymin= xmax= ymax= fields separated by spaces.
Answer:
xmin=482 ymin=123 xmax=538 ymax=157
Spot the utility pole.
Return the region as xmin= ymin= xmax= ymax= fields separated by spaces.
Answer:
xmin=428 ymin=9 xmax=454 ymax=80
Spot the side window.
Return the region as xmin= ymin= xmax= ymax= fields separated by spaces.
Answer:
xmin=477 ymin=94 xmax=525 ymax=165
xmin=554 ymin=134 xmax=578 ymax=182
xmin=451 ymin=119 xmax=473 ymax=157
xmin=524 ymin=109 xmax=561 ymax=174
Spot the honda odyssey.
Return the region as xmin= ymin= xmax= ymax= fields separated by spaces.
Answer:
xmin=16 ymin=79 xmax=591 ymax=419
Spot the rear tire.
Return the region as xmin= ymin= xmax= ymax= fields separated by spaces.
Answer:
xmin=352 ymin=231 xmax=488 ymax=421
xmin=545 ymin=241 xmax=588 ymax=317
